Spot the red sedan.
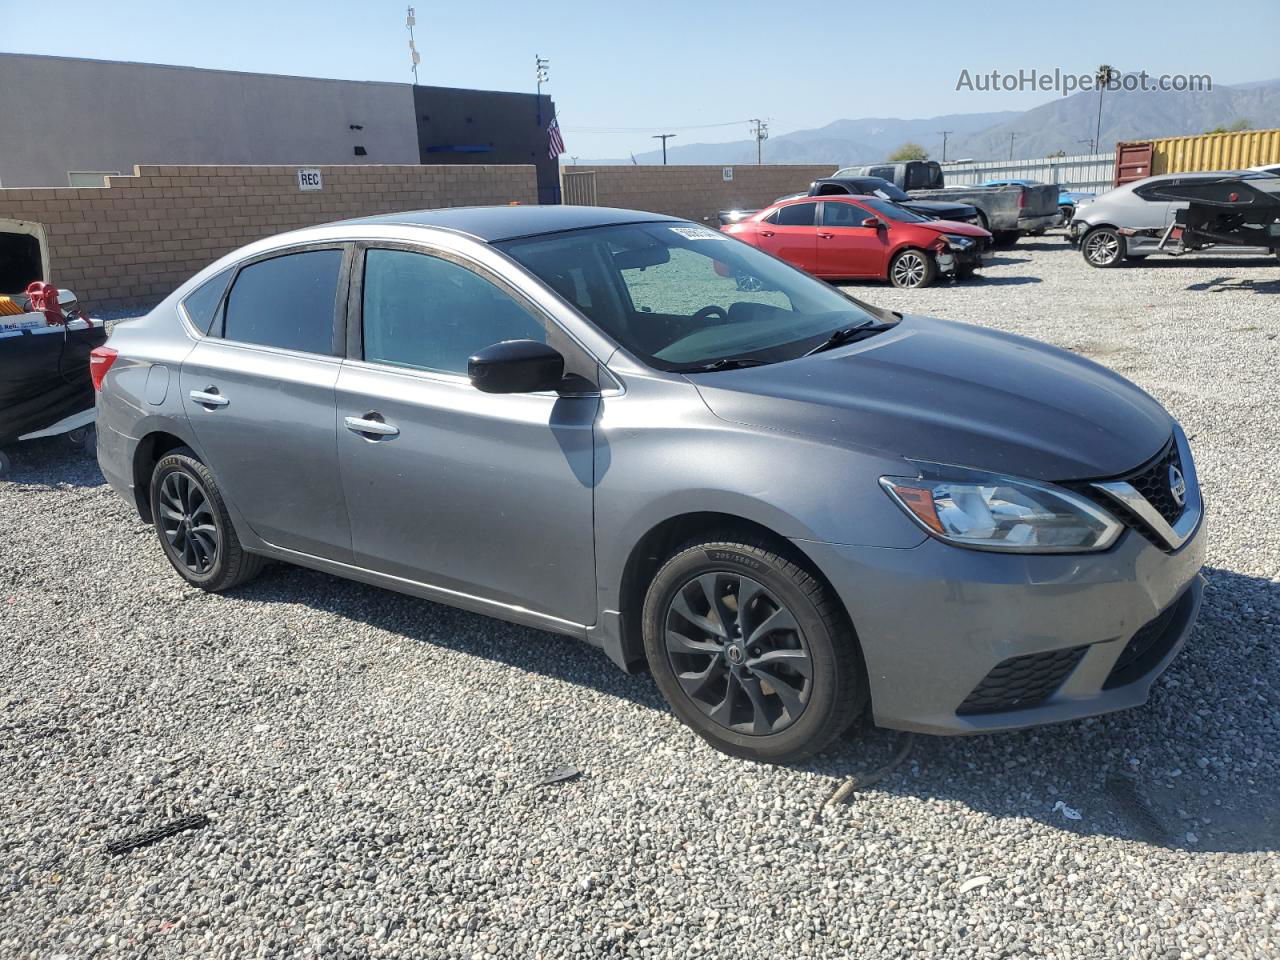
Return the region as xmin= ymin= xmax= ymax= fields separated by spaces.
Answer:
xmin=723 ymin=196 xmax=991 ymax=289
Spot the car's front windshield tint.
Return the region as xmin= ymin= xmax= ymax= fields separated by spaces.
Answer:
xmin=498 ymin=222 xmax=877 ymax=371
xmin=857 ymin=198 xmax=930 ymax=223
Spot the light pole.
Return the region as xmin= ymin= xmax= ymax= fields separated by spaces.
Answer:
xmin=1094 ymin=64 xmax=1114 ymax=156
xmin=535 ymin=55 xmax=549 ymax=126
xmin=937 ymin=129 xmax=953 ymax=162
xmin=405 ymin=7 xmax=419 ymax=85
xmin=652 ymin=133 xmax=675 ymax=165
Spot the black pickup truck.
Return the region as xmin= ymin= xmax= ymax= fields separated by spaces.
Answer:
xmin=717 ymin=176 xmax=981 ymax=228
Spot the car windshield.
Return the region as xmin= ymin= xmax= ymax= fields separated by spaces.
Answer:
xmin=865 ymin=180 xmax=910 ymax=202
xmin=498 ymin=222 xmax=881 ymax=371
xmin=855 ymin=197 xmax=931 ymax=223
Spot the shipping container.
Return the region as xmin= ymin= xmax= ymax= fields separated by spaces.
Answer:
xmin=1114 ymin=128 xmax=1280 ymax=186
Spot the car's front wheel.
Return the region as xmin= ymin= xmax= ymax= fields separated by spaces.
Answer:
xmin=1082 ymin=227 xmax=1125 ymax=267
xmin=149 ymin=447 xmax=265 ymax=591
xmin=888 ymin=249 xmax=937 ymax=289
xmin=642 ymin=536 xmax=866 ymax=763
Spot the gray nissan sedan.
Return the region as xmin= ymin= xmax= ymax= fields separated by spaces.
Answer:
xmin=94 ymin=206 xmax=1205 ymax=763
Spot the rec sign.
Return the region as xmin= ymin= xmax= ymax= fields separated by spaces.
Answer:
xmin=296 ymin=168 xmax=323 ymax=191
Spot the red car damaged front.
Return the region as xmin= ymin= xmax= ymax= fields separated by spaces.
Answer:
xmin=724 ymin=195 xmax=992 ymax=289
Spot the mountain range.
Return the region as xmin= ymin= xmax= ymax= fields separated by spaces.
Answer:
xmin=619 ymin=77 xmax=1280 ymax=166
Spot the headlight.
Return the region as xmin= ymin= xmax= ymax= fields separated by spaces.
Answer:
xmin=880 ymin=467 xmax=1122 ymax=553
xmin=942 ymin=234 xmax=974 ymax=248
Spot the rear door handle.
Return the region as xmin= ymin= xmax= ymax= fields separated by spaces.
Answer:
xmin=759 ymin=230 xmax=775 ymax=237
xmin=189 ymin=389 xmax=229 ymax=408
xmin=818 ymin=232 xmax=834 ymax=239
xmin=345 ymin=415 xmax=400 ymax=439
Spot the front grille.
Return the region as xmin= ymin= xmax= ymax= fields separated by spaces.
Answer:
xmin=956 ymin=645 xmax=1088 ymax=715
xmin=1103 ymin=589 xmax=1193 ymax=689
xmin=1120 ymin=439 xmax=1184 ymax=525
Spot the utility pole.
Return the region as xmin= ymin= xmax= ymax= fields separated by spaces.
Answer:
xmin=1077 ymin=138 xmax=1096 ymax=154
xmin=1008 ymin=132 xmax=1021 ymax=161
xmin=405 ymin=7 xmax=419 ymax=85
xmin=1094 ymin=64 xmax=1114 ymax=157
xmin=652 ymin=133 xmax=676 ymax=165
xmin=749 ymin=118 xmax=769 ymax=165
xmin=937 ymin=129 xmax=953 ymax=162
xmin=535 ymin=55 xmax=550 ymax=126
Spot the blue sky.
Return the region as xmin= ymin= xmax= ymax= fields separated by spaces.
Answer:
xmin=5 ymin=0 xmax=1278 ymax=159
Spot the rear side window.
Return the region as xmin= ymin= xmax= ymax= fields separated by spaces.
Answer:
xmin=221 ymin=250 xmax=343 ymax=355
xmin=774 ymin=203 xmax=817 ymax=227
xmin=181 ymin=267 xmax=233 ymax=335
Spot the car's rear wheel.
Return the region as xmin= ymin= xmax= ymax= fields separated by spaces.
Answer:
xmin=642 ymin=537 xmax=866 ymax=763
xmin=1082 ymin=227 xmax=1125 ymax=267
xmin=889 ymin=249 xmax=937 ymax=289
xmin=149 ymin=447 xmax=265 ymax=591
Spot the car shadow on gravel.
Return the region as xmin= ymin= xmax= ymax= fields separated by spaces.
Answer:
xmin=968 ymin=276 xmax=1043 ymax=286
xmin=235 ymin=555 xmax=1278 ymax=854
xmin=804 ymin=565 xmax=1279 ymax=854
xmin=0 ymin=435 xmax=103 ymax=489
xmin=1185 ymin=275 xmax=1280 ymax=294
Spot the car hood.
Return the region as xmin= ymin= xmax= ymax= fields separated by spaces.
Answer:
xmin=904 ymin=199 xmax=974 ymax=216
xmin=912 ymin=219 xmax=990 ymax=238
xmin=688 ymin=315 xmax=1172 ymax=482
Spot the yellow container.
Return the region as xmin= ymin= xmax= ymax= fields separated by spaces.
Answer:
xmin=1149 ymin=128 xmax=1280 ymax=175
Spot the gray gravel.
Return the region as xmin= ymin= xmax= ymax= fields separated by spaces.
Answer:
xmin=2 ymin=236 xmax=1278 ymax=959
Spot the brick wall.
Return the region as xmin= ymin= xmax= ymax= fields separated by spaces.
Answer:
xmin=561 ymin=164 xmax=837 ymax=223
xmin=0 ymin=163 xmax=537 ymax=311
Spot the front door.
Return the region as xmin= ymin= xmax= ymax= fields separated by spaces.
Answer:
xmin=754 ymin=201 xmax=819 ymax=272
xmin=179 ymin=246 xmax=352 ymax=561
xmin=815 ymin=200 xmax=887 ymax=278
xmin=334 ymin=245 xmax=598 ymax=625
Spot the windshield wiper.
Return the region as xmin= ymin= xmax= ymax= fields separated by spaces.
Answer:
xmin=803 ymin=320 xmax=899 ymax=356
xmin=685 ymin=356 xmax=771 ymax=373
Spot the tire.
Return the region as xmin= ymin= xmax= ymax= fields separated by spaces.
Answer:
xmin=81 ymin=425 xmax=97 ymax=458
xmin=148 ymin=447 xmax=265 ymax=591
xmin=991 ymin=231 xmax=1019 ymax=248
xmin=641 ymin=536 xmax=867 ymax=764
xmin=1082 ymin=227 xmax=1125 ymax=267
xmin=0 ymin=449 xmax=10 ymax=477
xmin=888 ymin=248 xmax=937 ymax=289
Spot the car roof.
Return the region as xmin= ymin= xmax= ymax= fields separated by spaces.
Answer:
xmin=1126 ymin=170 xmax=1256 ymax=189
xmin=334 ymin=204 xmax=682 ymax=242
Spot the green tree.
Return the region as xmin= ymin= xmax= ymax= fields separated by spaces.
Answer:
xmin=887 ymin=141 xmax=929 ymax=162
xmin=1204 ymin=118 xmax=1252 ymax=134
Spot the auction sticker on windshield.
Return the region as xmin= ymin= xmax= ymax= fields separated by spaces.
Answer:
xmin=669 ymin=226 xmax=727 ymax=241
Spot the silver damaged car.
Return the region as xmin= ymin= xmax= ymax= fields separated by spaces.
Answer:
xmin=94 ymin=206 xmax=1206 ymax=763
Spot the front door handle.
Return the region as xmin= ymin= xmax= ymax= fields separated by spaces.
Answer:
xmin=189 ymin=388 xmax=229 ymax=408
xmin=818 ymin=232 xmax=834 ymax=239
xmin=345 ymin=415 xmax=400 ymax=439
xmin=759 ymin=230 xmax=775 ymax=237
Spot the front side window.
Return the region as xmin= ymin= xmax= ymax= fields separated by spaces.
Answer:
xmin=821 ymin=201 xmax=874 ymax=227
xmin=182 ymin=267 xmax=234 ymax=335
xmin=855 ymin=197 xmax=930 ymax=223
xmin=361 ymin=248 xmax=546 ymax=376
xmin=221 ymin=249 xmax=342 ymax=354
xmin=499 ymin=222 xmax=879 ymax=371
xmin=774 ymin=202 xmax=817 ymax=227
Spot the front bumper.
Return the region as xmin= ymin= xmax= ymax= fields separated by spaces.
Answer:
xmin=796 ymin=520 xmax=1206 ymax=735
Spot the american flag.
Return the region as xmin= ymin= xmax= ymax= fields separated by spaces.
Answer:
xmin=547 ymin=116 xmax=566 ymax=159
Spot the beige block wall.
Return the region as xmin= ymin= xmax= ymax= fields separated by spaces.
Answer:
xmin=0 ymin=163 xmax=538 ymax=311
xmin=562 ymin=164 xmax=837 ymax=223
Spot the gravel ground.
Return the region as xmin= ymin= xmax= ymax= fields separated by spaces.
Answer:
xmin=2 ymin=236 xmax=1278 ymax=959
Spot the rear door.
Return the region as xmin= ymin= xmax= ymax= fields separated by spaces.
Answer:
xmin=334 ymin=243 xmax=599 ymax=624
xmin=815 ymin=200 xmax=887 ymax=278
xmin=179 ymin=245 xmax=353 ymax=561
xmin=753 ymin=202 xmax=819 ymax=272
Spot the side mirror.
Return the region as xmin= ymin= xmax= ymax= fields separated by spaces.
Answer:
xmin=861 ymin=217 xmax=882 ymax=229
xmin=468 ymin=339 xmax=565 ymax=394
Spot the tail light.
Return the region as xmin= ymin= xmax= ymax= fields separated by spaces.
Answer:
xmin=89 ymin=346 xmax=118 ymax=391
xmin=1018 ymin=188 xmax=1029 ymax=209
